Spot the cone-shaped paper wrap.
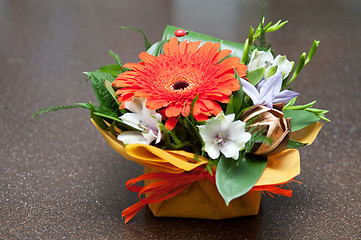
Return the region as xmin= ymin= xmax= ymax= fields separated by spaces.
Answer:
xmin=91 ymin=119 xmax=322 ymax=219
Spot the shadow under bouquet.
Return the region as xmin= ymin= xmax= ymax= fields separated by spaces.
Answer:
xmin=34 ymin=13 xmax=329 ymax=224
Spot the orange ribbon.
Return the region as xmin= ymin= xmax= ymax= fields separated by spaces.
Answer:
xmin=122 ymin=168 xmax=294 ymax=223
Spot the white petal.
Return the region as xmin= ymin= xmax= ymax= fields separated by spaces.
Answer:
xmin=248 ymin=49 xmax=274 ymax=71
xmin=120 ymin=113 xmax=142 ymax=130
xmin=233 ymin=132 xmax=252 ymax=150
xmin=226 ymin=120 xmax=247 ymax=140
xmin=241 ymin=78 xmax=261 ymax=104
xmin=198 ymin=124 xmax=218 ymax=143
xmin=220 ymin=141 xmax=240 ymax=160
xmin=124 ymin=97 xmax=144 ymax=113
xmin=220 ymin=113 xmax=235 ymax=131
xmin=155 ymin=129 xmax=162 ymax=144
xmin=142 ymin=131 xmax=158 ymax=145
xmin=273 ymin=55 xmax=294 ymax=79
xmin=259 ymin=72 xmax=278 ymax=97
xmin=117 ymin=131 xmax=148 ymax=145
xmin=204 ymin=142 xmax=220 ymax=159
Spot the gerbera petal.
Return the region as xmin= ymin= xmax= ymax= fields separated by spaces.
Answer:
xmin=139 ymin=52 xmax=156 ymax=63
xmin=192 ymin=102 xmax=202 ymax=116
xmin=182 ymin=103 xmax=191 ymax=117
xmin=234 ymin=64 xmax=248 ymax=78
xmin=146 ymin=99 xmax=169 ymax=109
xmin=123 ymin=63 xmax=144 ymax=71
xmin=117 ymin=93 xmax=134 ymax=106
xmin=216 ymin=73 xmax=236 ymax=83
xmin=113 ymin=39 xmax=245 ymax=121
xmin=202 ymin=99 xmax=214 ymax=110
xmin=163 ymin=41 xmax=170 ymax=56
xmin=211 ymin=102 xmax=222 ymax=116
xmin=216 ymin=57 xmax=241 ymax=75
xmin=178 ymin=40 xmax=187 ymax=55
xmin=206 ymin=93 xmax=230 ymax=103
xmin=168 ymin=37 xmax=179 ymax=57
xmin=194 ymin=113 xmax=210 ymax=122
xmin=165 ymin=117 xmax=178 ymax=130
xmin=213 ymin=49 xmax=231 ymax=63
xmin=185 ymin=41 xmax=201 ymax=55
xmin=198 ymin=42 xmax=220 ymax=59
xmin=165 ymin=104 xmax=182 ymax=117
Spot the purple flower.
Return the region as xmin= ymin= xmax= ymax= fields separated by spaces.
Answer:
xmin=240 ymin=72 xmax=299 ymax=108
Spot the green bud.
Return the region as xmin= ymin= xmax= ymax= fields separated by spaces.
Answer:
xmin=267 ymin=20 xmax=288 ymax=32
xmin=285 ymin=52 xmax=306 ymax=87
xmin=305 ymin=40 xmax=320 ymax=65
xmin=283 ymin=97 xmax=298 ymax=109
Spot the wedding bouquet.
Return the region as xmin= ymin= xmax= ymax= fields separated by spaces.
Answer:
xmin=34 ymin=12 xmax=328 ymax=223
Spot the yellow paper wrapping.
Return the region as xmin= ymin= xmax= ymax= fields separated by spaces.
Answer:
xmin=91 ymin=119 xmax=322 ymax=219
xmin=145 ymin=167 xmax=261 ymax=219
xmin=290 ymin=121 xmax=323 ymax=145
xmin=91 ymin=119 xmax=208 ymax=173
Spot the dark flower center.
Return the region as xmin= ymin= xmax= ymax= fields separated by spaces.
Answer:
xmin=172 ymin=80 xmax=189 ymax=90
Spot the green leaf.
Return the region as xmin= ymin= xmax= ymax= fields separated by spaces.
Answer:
xmin=246 ymin=67 xmax=265 ymax=85
xmin=32 ymin=104 xmax=88 ymax=118
xmin=93 ymin=112 xmax=123 ymax=123
xmin=283 ymin=109 xmax=320 ymax=132
xmin=98 ymin=64 xmax=122 ymax=75
xmin=232 ymin=90 xmax=243 ymax=116
xmin=162 ymin=25 xmax=249 ymax=60
xmin=283 ymin=100 xmax=316 ymax=110
xmin=109 ymin=121 xmax=118 ymax=137
xmin=216 ymin=154 xmax=267 ymax=206
xmin=89 ymin=102 xmax=108 ymax=130
xmin=108 ymin=50 xmax=122 ymax=67
xmin=265 ymin=65 xmax=278 ymax=78
xmin=119 ymin=26 xmax=152 ymax=50
xmin=225 ymin=95 xmax=234 ymax=115
xmin=93 ymin=110 xmax=139 ymax=131
xmin=84 ymin=71 xmax=119 ymax=113
xmin=232 ymin=70 xmax=243 ymax=115
xmin=283 ymin=97 xmax=297 ymax=109
xmin=104 ymin=79 xmax=119 ymax=104
xmin=147 ymin=40 xmax=165 ymax=57
xmin=286 ymin=139 xmax=307 ymax=149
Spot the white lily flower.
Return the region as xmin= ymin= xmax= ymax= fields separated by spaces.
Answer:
xmin=248 ymin=49 xmax=294 ymax=79
xmin=197 ymin=112 xmax=251 ymax=160
xmin=248 ymin=49 xmax=274 ymax=71
xmin=117 ymin=98 xmax=162 ymax=145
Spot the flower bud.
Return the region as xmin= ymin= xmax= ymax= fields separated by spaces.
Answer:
xmin=241 ymin=104 xmax=291 ymax=156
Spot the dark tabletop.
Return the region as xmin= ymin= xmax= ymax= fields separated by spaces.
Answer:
xmin=1 ymin=0 xmax=360 ymax=239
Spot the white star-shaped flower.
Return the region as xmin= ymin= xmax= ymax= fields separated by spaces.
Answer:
xmin=197 ymin=112 xmax=251 ymax=160
xmin=118 ymin=98 xmax=162 ymax=145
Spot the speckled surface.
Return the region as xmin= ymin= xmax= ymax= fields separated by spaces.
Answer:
xmin=0 ymin=0 xmax=360 ymax=239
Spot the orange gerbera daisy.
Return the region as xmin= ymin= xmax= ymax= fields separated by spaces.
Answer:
xmin=113 ymin=37 xmax=247 ymax=129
